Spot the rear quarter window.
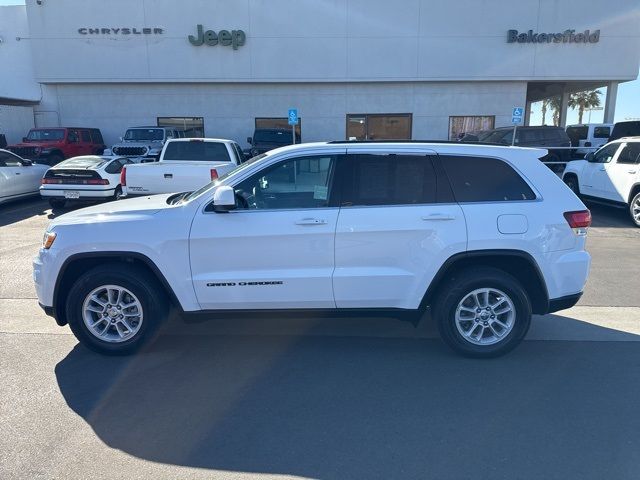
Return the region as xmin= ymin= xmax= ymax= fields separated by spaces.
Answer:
xmin=441 ymin=155 xmax=536 ymax=202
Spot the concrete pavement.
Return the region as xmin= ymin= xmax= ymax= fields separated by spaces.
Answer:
xmin=1 ymin=198 xmax=639 ymax=480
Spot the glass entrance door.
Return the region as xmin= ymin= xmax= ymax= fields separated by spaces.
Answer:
xmin=346 ymin=114 xmax=412 ymax=140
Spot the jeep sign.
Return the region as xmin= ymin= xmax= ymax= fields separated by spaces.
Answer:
xmin=188 ymin=24 xmax=246 ymax=50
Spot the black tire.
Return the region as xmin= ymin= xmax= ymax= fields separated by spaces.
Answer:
xmin=65 ymin=264 xmax=168 ymax=355
xmin=630 ymin=191 xmax=640 ymax=228
xmin=564 ymin=175 xmax=580 ymax=197
xmin=49 ymin=198 xmax=66 ymax=209
xmin=48 ymin=154 xmax=63 ymax=166
xmin=433 ymin=267 xmax=532 ymax=358
xmin=112 ymin=186 xmax=123 ymax=201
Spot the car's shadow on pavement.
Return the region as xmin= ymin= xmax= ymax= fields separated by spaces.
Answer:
xmin=55 ymin=317 xmax=640 ymax=479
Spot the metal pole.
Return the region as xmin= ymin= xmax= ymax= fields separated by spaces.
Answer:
xmin=292 ymin=124 xmax=295 ymax=145
xmin=511 ymin=125 xmax=517 ymax=146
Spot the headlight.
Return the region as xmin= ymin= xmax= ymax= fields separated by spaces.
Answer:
xmin=148 ymin=148 xmax=160 ymax=155
xmin=251 ymin=149 xmax=259 ymax=156
xmin=42 ymin=231 xmax=57 ymax=249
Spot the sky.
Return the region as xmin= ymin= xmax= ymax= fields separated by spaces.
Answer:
xmin=1 ymin=0 xmax=638 ymax=124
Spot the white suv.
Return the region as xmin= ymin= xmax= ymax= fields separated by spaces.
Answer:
xmin=33 ymin=142 xmax=591 ymax=357
xmin=563 ymin=138 xmax=640 ymax=227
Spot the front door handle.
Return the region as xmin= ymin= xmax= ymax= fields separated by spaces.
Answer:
xmin=164 ymin=173 xmax=173 ymax=179
xmin=422 ymin=213 xmax=456 ymax=221
xmin=599 ymin=167 xmax=606 ymax=171
xmin=295 ymin=218 xmax=327 ymax=225
xmin=15 ymin=172 xmax=21 ymax=175
xmin=628 ymin=170 xmax=637 ymax=174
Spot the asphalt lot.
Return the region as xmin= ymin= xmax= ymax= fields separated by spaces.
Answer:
xmin=1 ymin=197 xmax=640 ymax=480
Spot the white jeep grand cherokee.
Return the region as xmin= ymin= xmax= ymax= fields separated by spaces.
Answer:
xmin=34 ymin=142 xmax=591 ymax=357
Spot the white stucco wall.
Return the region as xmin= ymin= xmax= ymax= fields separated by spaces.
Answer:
xmin=52 ymin=81 xmax=526 ymax=146
xmin=22 ymin=0 xmax=640 ymax=84
xmin=0 ymin=105 xmax=35 ymax=144
xmin=0 ymin=6 xmax=40 ymax=102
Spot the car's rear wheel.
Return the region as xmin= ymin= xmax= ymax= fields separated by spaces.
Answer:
xmin=434 ymin=267 xmax=532 ymax=357
xmin=564 ymin=175 xmax=580 ymax=196
xmin=630 ymin=191 xmax=640 ymax=228
xmin=66 ymin=265 xmax=168 ymax=355
xmin=48 ymin=198 xmax=66 ymax=209
xmin=113 ymin=186 xmax=124 ymax=201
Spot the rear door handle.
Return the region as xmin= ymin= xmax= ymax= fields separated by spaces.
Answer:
xmin=599 ymin=167 xmax=606 ymax=171
xmin=422 ymin=213 xmax=456 ymax=221
xmin=295 ymin=218 xmax=327 ymax=225
xmin=628 ymin=170 xmax=637 ymax=174
xmin=164 ymin=173 xmax=173 ymax=179
xmin=15 ymin=172 xmax=21 ymax=175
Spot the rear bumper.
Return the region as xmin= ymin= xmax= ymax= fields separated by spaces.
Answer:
xmin=40 ymin=187 xmax=116 ymax=199
xmin=547 ymin=292 xmax=582 ymax=314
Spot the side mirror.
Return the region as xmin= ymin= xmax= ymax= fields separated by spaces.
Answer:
xmin=212 ymin=185 xmax=236 ymax=213
xmin=586 ymin=152 xmax=596 ymax=162
xmin=22 ymin=137 xmax=28 ymax=142
xmin=119 ymin=136 xmax=124 ymax=142
xmin=247 ymin=137 xmax=252 ymax=145
xmin=22 ymin=159 xmax=33 ymax=166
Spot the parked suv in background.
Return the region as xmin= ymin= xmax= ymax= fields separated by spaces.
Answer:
xmin=609 ymin=121 xmax=640 ymax=142
xmin=247 ymin=128 xmax=300 ymax=156
xmin=566 ymin=123 xmax=613 ymax=156
xmin=7 ymin=128 xmax=106 ymax=166
xmin=109 ymin=126 xmax=184 ymax=161
xmin=34 ymin=142 xmax=591 ymax=358
xmin=481 ymin=126 xmax=571 ymax=169
xmin=563 ymin=138 xmax=640 ymax=227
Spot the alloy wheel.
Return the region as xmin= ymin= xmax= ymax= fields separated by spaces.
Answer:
xmin=455 ymin=288 xmax=516 ymax=345
xmin=82 ymin=285 xmax=144 ymax=343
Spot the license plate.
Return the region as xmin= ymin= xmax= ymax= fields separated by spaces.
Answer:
xmin=63 ymin=191 xmax=80 ymax=199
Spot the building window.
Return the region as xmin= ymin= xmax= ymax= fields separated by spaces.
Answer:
xmin=157 ymin=117 xmax=204 ymax=138
xmin=448 ymin=116 xmax=495 ymax=141
xmin=346 ymin=114 xmax=412 ymax=141
xmin=255 ymin=117 xmax=302 ymax=139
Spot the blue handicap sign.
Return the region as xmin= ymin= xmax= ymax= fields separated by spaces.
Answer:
xmin=512 ymin=115 xmax=523 ymax=125
xmin=288 ymin=108 xmax=298 ymax=125
xmin=512 ymin=107 xmax=524 ymax=117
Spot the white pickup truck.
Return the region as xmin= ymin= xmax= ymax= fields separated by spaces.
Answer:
xmin=121 ymin=138 xmax=245 ymax=196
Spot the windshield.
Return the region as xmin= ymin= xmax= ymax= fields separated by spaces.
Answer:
xmin=182 ymin=154 xmax=267 ymax=202
xmin=124 ymin=129 xmax=164 ymax=141
xmin=55 ymin=156 xmax=108 ymax=169
xmin=254 ymin=130 xmax=296 ymax=144
xmin=26 ymin=129 xmax=65 ymax=141
xmin=163 ymin=141 xmax=231 ymax=162
xmin=482 ymin=129 xmax=512 ymax=144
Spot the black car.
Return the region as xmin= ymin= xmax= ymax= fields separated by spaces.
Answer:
xmin=247 ymin=128 xmax=301 ymax=157
xmin=480 ymin=126 xmax=571 ymax=168
xmin=609 ymin=121 xmax=640 ymax=142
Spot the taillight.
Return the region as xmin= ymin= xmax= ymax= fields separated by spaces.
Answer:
xmin=210 ymin=169 xmax=218 ymax=181
xmin=41 ymin=178 xmax=108 ymax=185
xmin=564 ymin=210 xmax=591 ymax=235
xmin=87 ymin=179 xmax=109 ymax=185
xmin=120 ymin=167 xmax=127 ymax=186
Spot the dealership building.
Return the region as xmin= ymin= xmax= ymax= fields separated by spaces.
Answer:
xmin=1 ymin=0 xmax=639 ymax=147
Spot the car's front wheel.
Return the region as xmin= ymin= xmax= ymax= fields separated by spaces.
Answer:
xmin=434 ymin=267 xmax=532 ymax=357
xmin=630 ymin=191 xmax=640 ymax=228
xmin=564 ymin=175 xmax=580 ymax=197
xmin=65 ymin=265 xmax=168 ymax=355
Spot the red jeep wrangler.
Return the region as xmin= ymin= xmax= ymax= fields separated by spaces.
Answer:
xmin=7 ymin=128 xmax=106 ymax=166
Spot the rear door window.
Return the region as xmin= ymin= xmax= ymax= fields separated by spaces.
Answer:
xmin=441 ymin=155 xmax=536 ymax=202
xmin=616 ymin=143 xmax=640 ymax=164
xmin=339 ymin=154 xmax=437 ymax=206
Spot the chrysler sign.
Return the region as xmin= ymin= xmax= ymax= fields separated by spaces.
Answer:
xmin=507 ymin=29 xmax=600 ymax=44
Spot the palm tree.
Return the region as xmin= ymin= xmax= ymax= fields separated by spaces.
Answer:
xmin=541 ymin=99 xmax=549 ymax=125
xmin=548 ymin=96 xmax=562 ymax=126
xmin=569 ymin=90 xmax=602 ymax=124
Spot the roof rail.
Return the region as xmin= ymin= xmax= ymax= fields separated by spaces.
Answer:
xmin=327 ymin=139 xmax=508 ymax=147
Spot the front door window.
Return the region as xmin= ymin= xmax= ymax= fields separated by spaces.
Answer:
xmin=234 ymin=155 xmax=335 ymax=210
